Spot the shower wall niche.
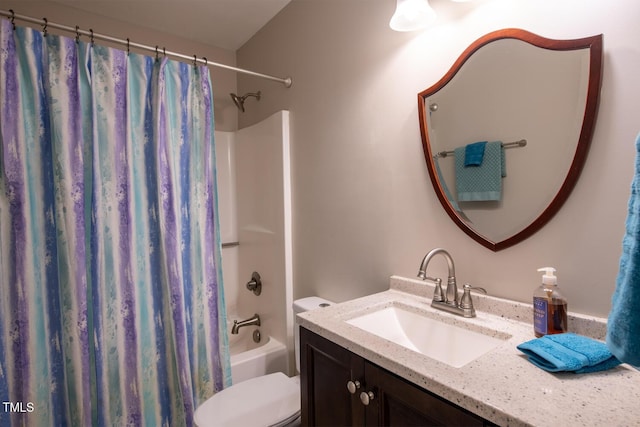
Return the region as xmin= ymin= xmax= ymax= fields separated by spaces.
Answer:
xmin=215 ymin=111 xmax=293 ymax=372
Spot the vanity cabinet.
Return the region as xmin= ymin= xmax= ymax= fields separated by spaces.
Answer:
xmin=300 ymin=327 xmax=494 ymax=427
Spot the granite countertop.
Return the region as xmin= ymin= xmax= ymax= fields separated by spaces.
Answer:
xmin=297 ymin=276 xmax=640 ymax=427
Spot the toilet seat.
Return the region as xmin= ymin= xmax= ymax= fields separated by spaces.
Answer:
xmin=194 ymin=372 xmax=300 ymax=427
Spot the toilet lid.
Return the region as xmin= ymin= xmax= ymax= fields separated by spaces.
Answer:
xmin=194 ymin=372 xmax=300 ymax=427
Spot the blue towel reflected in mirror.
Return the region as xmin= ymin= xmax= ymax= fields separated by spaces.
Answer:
xmin=464 ymin=141 xmax=487 ymax=166
xmin=455 ymin=141 xmax=505 ymax=202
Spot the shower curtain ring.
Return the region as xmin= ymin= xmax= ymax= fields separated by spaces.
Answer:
xmin=75 ymin=26 xmax=81 ymax=44
xmin=9 ymin=9 xmax=15 ymax=30
xmin=126 ymin=38 xmax=130 ymax=55
xmin=203 ymin=57 xmax=208 ymax=67
xmin=193 ymin=55 xmax=197 ymax=67
xmin=42 ymin=18 xmax=48 ymax=37
xmin=163 ymin=47 xmax=166 ymax=57
xmin=155 ymin=45 xmax=159 ymax=60
xmin=89 ymin=29 xmax=94 ymax=45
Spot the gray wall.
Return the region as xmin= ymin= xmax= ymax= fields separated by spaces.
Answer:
xmin=237 ymin=0 xmax=640 ymax=317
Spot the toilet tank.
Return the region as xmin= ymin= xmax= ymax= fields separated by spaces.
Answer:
xmin=293 ymin=297 xmax=333 ymax=373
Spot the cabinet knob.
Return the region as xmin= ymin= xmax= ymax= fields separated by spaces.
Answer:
xmin=346 ymin=380 xmax=361 ymax=394
xmin=360 ymin=391 xmax=375 ymax=406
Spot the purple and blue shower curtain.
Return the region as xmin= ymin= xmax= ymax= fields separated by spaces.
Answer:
xmin=0 ymin=18 xmax=231 ymax=426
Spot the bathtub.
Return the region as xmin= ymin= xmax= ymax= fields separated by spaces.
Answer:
xmin=229 ymin=331 xmax=288 ymax=384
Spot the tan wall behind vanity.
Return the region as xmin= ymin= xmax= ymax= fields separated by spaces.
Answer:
xmin=237 ymin=0 xmax=640 ymax=317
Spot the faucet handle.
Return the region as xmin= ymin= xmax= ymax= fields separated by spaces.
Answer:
xmin=418 ymin=275 xmax=445 ymax=302
xmin=459 ymin=284 xmax=487 ymax=315
xmin=463 ymin=283 xmax=487 ymax=294
xmin=429 ymin=277 xmax=445 ymax=302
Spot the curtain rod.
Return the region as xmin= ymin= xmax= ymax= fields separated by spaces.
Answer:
xmin=0 ymin=9 xmax=292 ymax=87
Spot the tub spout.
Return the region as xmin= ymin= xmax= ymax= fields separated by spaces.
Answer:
xmin=231 ymin=314 xmax=261 ymax=334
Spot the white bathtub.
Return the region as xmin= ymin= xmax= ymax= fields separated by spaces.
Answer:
xmin=229 ymin=332 xmax=288 ymax=384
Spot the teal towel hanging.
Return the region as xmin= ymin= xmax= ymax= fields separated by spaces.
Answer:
xmin=607 ymin=132 xmax=640 ymax=367
xmin=455 ymin=141 xmax=505 ymax=202
xmin=464 ymin=141 xmax=487 ymax=166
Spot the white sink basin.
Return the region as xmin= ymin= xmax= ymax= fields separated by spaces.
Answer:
xmin=346 ymin=305 xmax=509 ymax=368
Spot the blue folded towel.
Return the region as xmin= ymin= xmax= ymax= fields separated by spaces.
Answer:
xmin=517 ymin=333 xmax=621 ymax=373
xmin=464 ymin=141 xmax=487 ymax=166
xmin=455 ymin=141 xmax=505 ymax=201
xmin=607 ymin=132 xmax=640 ymax=367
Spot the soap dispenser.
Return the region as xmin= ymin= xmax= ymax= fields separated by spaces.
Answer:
xmin=533 ymin=267 xmax=567 ymax=337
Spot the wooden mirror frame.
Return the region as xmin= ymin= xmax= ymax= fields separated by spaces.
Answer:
xmin=418 ymin=29 xmax=603 ymax=251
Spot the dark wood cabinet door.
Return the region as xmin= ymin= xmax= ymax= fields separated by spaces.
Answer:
xmin=300 ymin=328 xmax=495 ymax=427
xmin=364 ymin=361 xmax=487 ymax=427
xmin=300 ymin=327 xmax=365 ymax=426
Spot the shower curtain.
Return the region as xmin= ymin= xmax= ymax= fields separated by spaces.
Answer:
xmin=0 ymin=18 xmax=231 ymax=426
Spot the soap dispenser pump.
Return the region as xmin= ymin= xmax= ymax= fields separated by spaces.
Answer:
xmin=533 ymin=267 xmax=567 ymax=337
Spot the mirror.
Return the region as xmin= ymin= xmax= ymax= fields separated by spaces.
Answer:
xmin=418 ymin=29 xmax=603 ymax=251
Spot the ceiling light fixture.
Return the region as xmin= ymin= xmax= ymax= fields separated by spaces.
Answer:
xmin=389 ymin=0 xmax=437 ymax=32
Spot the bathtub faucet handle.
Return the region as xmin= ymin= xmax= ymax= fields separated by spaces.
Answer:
xmin=246 ymin=271 xmax=262 ymax=296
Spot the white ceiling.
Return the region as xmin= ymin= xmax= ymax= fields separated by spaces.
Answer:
xmin=45 ymin=0 xmax=292 ymax=51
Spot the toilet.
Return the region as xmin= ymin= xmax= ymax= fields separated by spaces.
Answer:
xmin=194 ymin=296 xmax=333 ymax=427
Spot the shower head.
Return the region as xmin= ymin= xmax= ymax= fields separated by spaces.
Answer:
xmin=229 ymin=91 xmax=261 ymax=112
xmin=230 ymin=93 xmax=244 ymax=111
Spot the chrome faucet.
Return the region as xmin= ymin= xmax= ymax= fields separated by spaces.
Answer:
xmin=231 ymin=314 xmax=261 ymax=334
xmin=418 ymin=248 xmax=458 ymax=305
xmin=417 ymin=248 xmax=486 ymax=318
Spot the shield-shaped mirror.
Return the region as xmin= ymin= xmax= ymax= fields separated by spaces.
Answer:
xmin=418 ymin=29 xmax=603 ymax=251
